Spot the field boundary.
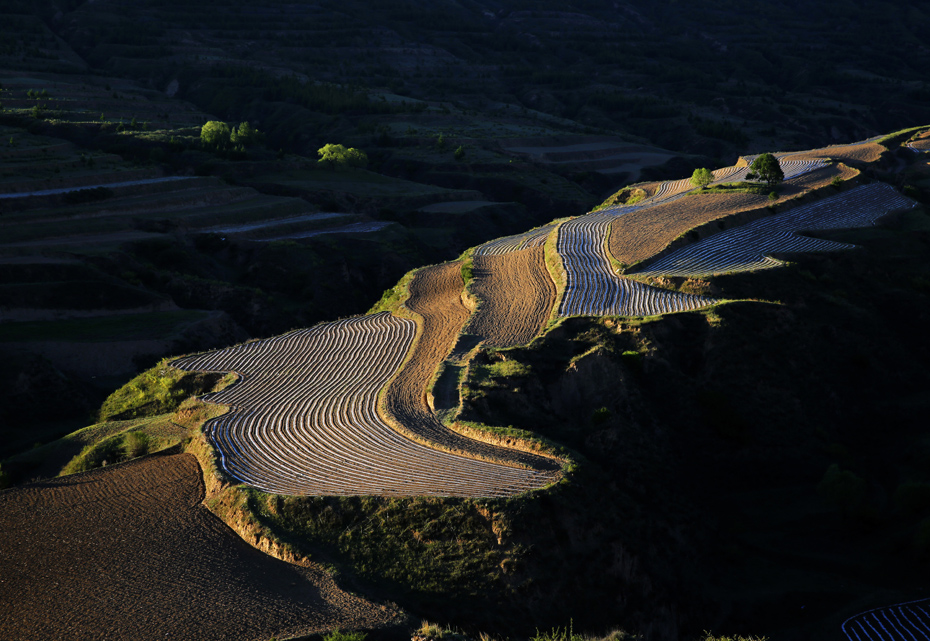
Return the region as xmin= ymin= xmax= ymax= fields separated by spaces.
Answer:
xmin=184 ymin=427 xmax=315 ymax=567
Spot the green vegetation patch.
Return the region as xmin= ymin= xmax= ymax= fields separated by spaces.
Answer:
xmin=689 ymin=182 xmax=769 ymax=196
xmin=257 ymin=493 xmax=518 ymax=601
xmin=367 ymin=267 xmax=418 ymax=315
xmin=98 ymin=361 xmax=232 ymax=422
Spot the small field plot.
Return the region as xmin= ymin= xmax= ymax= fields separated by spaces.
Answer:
xmin=173 ymin=312 xmax=558 ymax=497
xmin=906 ymin=131 xmax=930 ymax=153
xmin=465 ymin=246 xmax=556 ymax=347
xmin=557 ymin=215 xmax=716 ymax=317
xmin=475 ymin=223 xmax=555 ymax=256
xmin=634 ymin=184 xmax=916 ymax=278
xmin=779 ymin=139 xmax=886 ymax=164
xmin=842 ymin=598 xmax=930 ymax=641
xmin=0 ymin=454 xmax=402 ymax=641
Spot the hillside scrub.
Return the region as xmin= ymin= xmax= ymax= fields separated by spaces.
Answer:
xmin=97 ymin=361 xmax=232 ymax=422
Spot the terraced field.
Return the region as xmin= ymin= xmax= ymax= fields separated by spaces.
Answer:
xmin=557 ymin=214 xmax=716 ymax=317
xmin=475 ymin=224 xmax=556 ymax=256
xmin=634 ymin=184 xmax=916 ymax=277
xmin=907 ymin=133 xmax=930 ymax=153
xmin=465 ymin=246 xmax=556 ymax=347
xmin=0 ymin=453 xmax=402 ymax=641
xmin=382 ymin=263 xmax=561 ymax=471
xmin=842 ymin=598 xmax=930 ymax=641
xmin=780 ymin=139 xmax=886 ymax=164
xmin=173 ymin=312 xmax=559 ymax=497
xmin=606 ymin=163 xmax=859 ymax=267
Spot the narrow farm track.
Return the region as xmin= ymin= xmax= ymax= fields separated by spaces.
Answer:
xmin=0 ymin=454 xmax=402 ymax=641
xmin=465 ymin=247 xmax=557 ymax=347
xmin=842 ymin=598 xmax=930 ymax=641
xmin=384 ymin=263 xmax=561 ymax=471
xmin=635 ymin=184 xmax=916 ymax=277
xmin=557 ymin=214 xmax=716 ymax=317
xmin=173 ymin=312 xmax=558 ymax=496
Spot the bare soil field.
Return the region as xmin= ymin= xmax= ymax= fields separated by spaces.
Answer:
xmin=0 ymin=453 xmax=403 ymax=641
xmin=383 ymin=263 xmax=560 ymax=470
xmin=779 ymin=140 xmax=885 ymax=164
xmin=608 ymin=164 xmax=858 ymax=267
xmin=907 ymin=131 xmax=930 ymax=152
xmin=465 ymin=247 xmax=556 ymax=347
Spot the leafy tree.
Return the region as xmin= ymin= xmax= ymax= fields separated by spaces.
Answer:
xmin=747 ymin=153 xmax=784 ymax=187
xmin=436 ymin=132 xmax=446 ymax=150
xmin=231 ymin=121 xmax=263 ymax=147
xmin=317 ymin=143 xmax=368 ymax=170
xmin=200 ymin=120 xmax=232 ymax=151
xmin=454 ymin=145 xmax=466 ymax=161
xmin=690 ymin=167 xmax=714 ymax=189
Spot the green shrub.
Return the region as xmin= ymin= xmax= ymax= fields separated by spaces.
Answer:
xmin=125 ymin=431 xmax=151 ymax=459
xmin=62 ymin=435 xmax=127 ymax=475
xmin=531 ymin=621 xmax=585 ymax=641
xmin=461 ymin=260 xmax=474 ymax=285
xmin=831 ymin=176 xmax=843 ymax=188
xmin=768 ymin=191 xmax=779 ymax=201
xmin=323 ymin=630 xmax=366 ymax=641
xmin=454 ymin=145 xmax=465 ymax=160
xmin=894 ymin=482 xmax=930 ymax=516
xmin=591 ymin=407 xmax=611 ymax=426
xmin=487 ymin=360 xmax=531 ymax=378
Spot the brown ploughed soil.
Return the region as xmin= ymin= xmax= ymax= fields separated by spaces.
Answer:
xmin=783 ymin=141 xmax=885 ymax=164
xmin=608 ymin=163 xmax=858 ymax=267
xmin=0 ymin=453 xmax=403 ymax=641
xmin=383 ymin=262 xmax=559 ymax=470
xmin=466 ymin=247 xmax=556 ymax=347
xmin=909 ymin=131 xmax=930 ymax=152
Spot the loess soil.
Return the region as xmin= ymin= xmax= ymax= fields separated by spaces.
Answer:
xmin=608 ymin=163 xmax=859 ymax=267
xmin=465 ymin=247 xmax=556 ymax=347
xmin=382 ymin=262 xmax=560 ymax=471
xmin=783 ymin=141 xmax=885 ymax=164
xmin=0 ymin=453 xmax=404 ymax=641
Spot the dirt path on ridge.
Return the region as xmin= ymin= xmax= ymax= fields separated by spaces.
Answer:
xmin=608 ymin=163 xmax=859 ymax=267
xmin=383 ymin=262 xmax=560 ymax=471
xmin=0 ymin=453 xmax=403 ymax=641
xmin=466 ymin=247 xmax=556 ymax=347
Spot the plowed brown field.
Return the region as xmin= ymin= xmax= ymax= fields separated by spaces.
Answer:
xmin=781 ymin=141 xmax=884 ymax=164
xmin=383 ymin=262 xmax=560 ymax=472
xmin=608 ymin=164 xmax=858 ymax=267
xmin=465 ymin=247 xmax=556 ymax=347
xmin=0 ymin=454 xmax=403 ymax=641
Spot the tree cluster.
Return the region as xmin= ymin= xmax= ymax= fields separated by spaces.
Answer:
xmin=200 ymin=120 xmax=264 ymax=153
xmin=317 ymin=143 xmax=368 ymax=170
